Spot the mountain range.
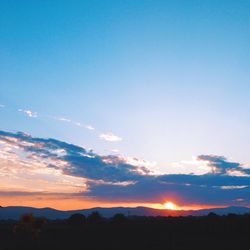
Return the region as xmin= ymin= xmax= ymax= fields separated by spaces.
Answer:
xmin=0 ymin=205 xmax=249 ymax=220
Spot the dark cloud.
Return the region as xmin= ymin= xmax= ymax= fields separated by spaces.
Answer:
xmin=0 ymin=130 xmax=250 ymax=206
xmin=85 ymin=174 xmax=250 ymax=205
xmin=0 ymin=130 xmax=148 ymax=182
xmin=197 ymin=155 xmax=250 ymax=175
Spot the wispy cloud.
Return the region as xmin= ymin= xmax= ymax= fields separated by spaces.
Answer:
xmin=85 ymin=125 xmax=95 ymax=130
xmin=99 ymin=132 xmax=123 ymax=142
xmin=3 ymin=105 xmax=97 ymax=140
xmin=18 ymin=109 xmax=38 ymax=118
xmin=74 ymin=122 xmax=82 ymax=127
xmin=57 ymin=117 xmax=71 ymax=122
xmin=111 ymin=149 xmax=120 ymax=153
xmin=54 ymin=117 xmax=81 ymax=127
xmin=53 ymin=116 xmax=95 ymax=131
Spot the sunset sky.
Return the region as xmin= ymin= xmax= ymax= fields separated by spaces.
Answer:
xmin=0 ymin=0 xmax=250 ymax=210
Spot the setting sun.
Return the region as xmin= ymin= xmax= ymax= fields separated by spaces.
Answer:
xmin=164 ymin=202 xmax=177 ymax=210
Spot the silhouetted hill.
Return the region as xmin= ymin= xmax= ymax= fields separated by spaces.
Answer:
xmin=0 ymin=206 xmax=66 ymax=220
xmin=0 ymin=205 xmax=249 ymax=220
xmin=191 ymin=206 xmax=250 ymax=216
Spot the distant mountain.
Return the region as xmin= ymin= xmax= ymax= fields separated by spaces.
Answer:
xmin=0 ymin=206 xmax=67 ymax=220
xmin=0 ymin=205 xmax=249 ymax=220
xmin=190 ymin=206 xmax=250 ymax=216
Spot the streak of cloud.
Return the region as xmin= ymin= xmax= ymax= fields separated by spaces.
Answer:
xmin=53 ymin=116 xmax=95 ymax=131
xmin=18 ymin=109 xmax=38 ymax=118
xmin=85 ymin=125 xmax=95 ymax=130
xmin=57 ymin=117 xmax=71 ymax=122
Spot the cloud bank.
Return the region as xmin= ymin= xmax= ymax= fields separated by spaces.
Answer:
xmin=0 ymin=130 xmax=250 ymax=207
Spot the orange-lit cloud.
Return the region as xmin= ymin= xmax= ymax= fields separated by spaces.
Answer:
xmin=0 ymin=130 xmax=250 ymax=210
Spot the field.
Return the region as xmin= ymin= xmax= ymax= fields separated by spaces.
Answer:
xmin=0 ymin=213 xmax=250 ymax=250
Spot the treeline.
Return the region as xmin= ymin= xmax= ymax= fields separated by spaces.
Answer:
xmin=0 ymin=212 xmax=250 ymax=250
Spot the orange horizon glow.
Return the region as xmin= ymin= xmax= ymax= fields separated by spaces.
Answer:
xmin=0 ymin=195 xmax=234 ymax=211
xmin=1 ymin=132 xmax=249 ymax=214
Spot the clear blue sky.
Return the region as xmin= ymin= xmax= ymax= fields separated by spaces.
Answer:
xmin=1 ymin=0 xmax=250 ymax=171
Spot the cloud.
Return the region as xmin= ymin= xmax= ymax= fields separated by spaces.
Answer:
xmin=85 ymin=174 xmax=250 ymax=205
xmin=18 ymin=109 xmax=38 ymax=118
xmin=0 ymin=130 xmax=144 ymax=183
xmin=99 ymin=132 xmax=123 ymax=142
xmin=220 ymin=185 xmax=248 ymax=190
xmin=0 ymin=104 xmax=5 ymax=108
xmin=53 ymin=116 xmax=95 ymax=131
xmin=0 ymin=130 xmax=250 ymax=207
xmin=57 ymin=117 xmax=71 ymax=122
xmin=197 ymin=155 xmax=250 ymax=176
xmin=111 ymin=149 xmax=120 ymax=153
xmin=85 ymin=125 xmax=95 ymax=130
xmin=119 ymin=156 xmax=157 ymax=170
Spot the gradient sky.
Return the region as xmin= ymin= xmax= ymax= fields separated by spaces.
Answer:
xmin=0 ymin=0 xmax=250 ymax=210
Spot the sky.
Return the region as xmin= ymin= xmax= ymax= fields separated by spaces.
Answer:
xmin=0 ymin=0 xmax=250 ymax=210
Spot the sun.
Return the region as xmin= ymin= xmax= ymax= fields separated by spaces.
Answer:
xmin=164 ymin=202 xmax=176 ymax=210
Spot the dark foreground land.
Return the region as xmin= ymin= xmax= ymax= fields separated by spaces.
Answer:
xmin=1 ymin=213 xmax=250 ymax=250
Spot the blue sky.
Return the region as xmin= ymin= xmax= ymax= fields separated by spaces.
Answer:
xmin=1 ymin=0 xmax=250 ymax=172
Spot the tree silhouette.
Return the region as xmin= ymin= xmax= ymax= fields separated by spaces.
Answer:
xmin=87 ymin=211 xmax=104 ymax=224
xmin=68 ymin=213 xmax=86 ymax=226
xmin=111 ymin=213 xmax=127 ymax=224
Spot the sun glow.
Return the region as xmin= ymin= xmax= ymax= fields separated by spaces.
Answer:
xmin=164 ymin=202 xmax=177 ymax=210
